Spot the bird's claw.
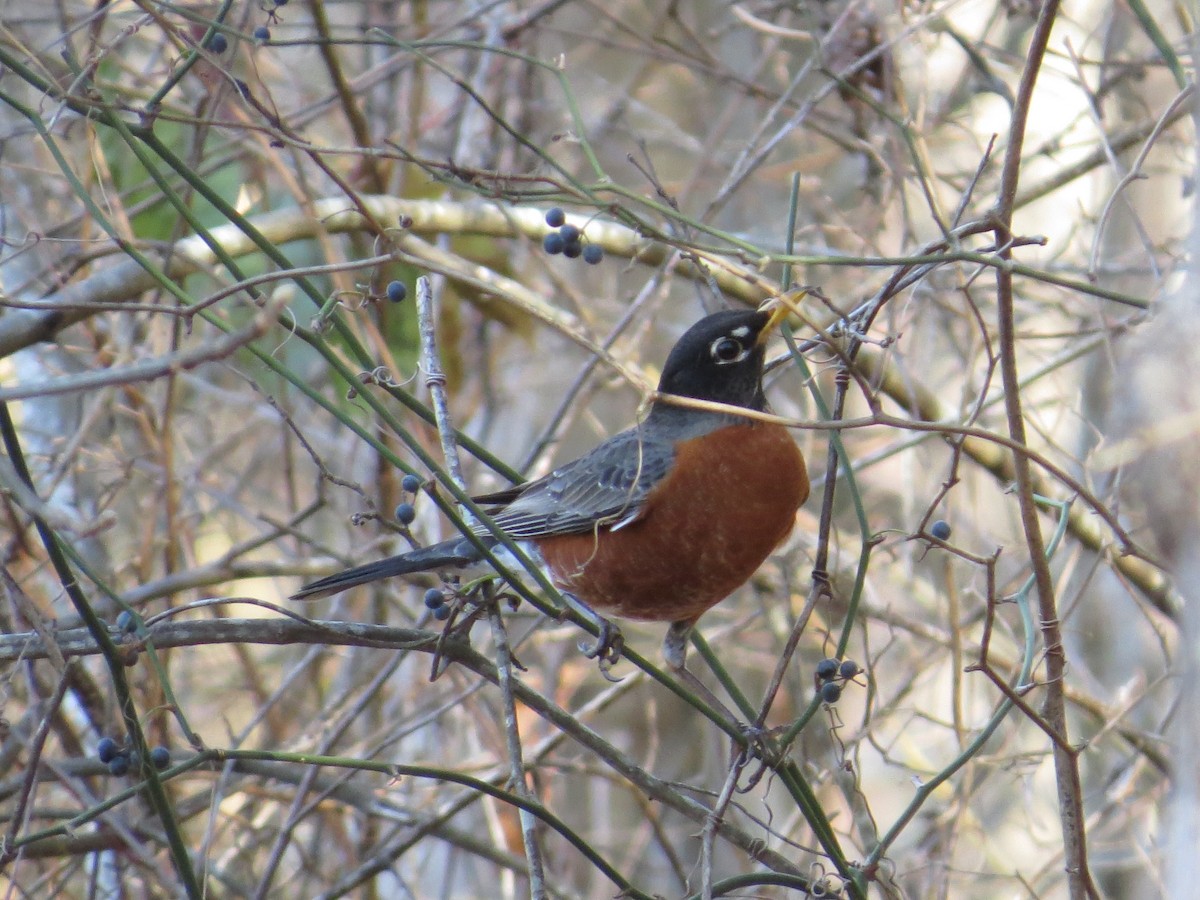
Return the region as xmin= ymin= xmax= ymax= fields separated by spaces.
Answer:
xmin=578 ymin=619 xmax=624 ymax=675
xmin=734 ymin=723 xmax=788 ymax=775
xmin=596 ymin=657 xmax=625 ymax=683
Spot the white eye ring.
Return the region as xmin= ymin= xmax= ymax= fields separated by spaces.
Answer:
xmin=710 ymin=335 xmax=749 ymax=363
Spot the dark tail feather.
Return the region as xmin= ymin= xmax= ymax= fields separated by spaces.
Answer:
xmin=290 ymin=537 xmax=486 ymax=601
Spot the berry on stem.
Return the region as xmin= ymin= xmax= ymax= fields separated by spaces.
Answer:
xmin=401 ymin=474 xmax=421 ymax=494
xmin=583 ymin=244 xmax=603 ymax=265
xmin=545 ymin=207 xmax=565 ymax=227
xmin=543 ymin=232 xmax=564 ymax=255
xmin=395 ymin=502 xmax=416 ymax=525
xmin=386 ymin=280 xmax=407 ymax=303
xmin=820 ymin=681 xmax=842 ymax=704
xmin=97 ymin=738 xmax=119 ymax=764
xmin=930 ymin=519 xmax=952 ymax=541
xmin=816 ymin=658 xmax=839 ymax=680
xmin=424 ymin=588 xmax=444 ymax=609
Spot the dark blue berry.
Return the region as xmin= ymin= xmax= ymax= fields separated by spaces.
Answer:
xmin=816 ymin=658 xmax=839 ymax=680
xmin=545 ymin=207 xmax=565 ymax=228
xmin=930 ymin=520 xmax=952 ymax=540
xmin=559 ymin=224 xmax=580 ymax=243
xmin=253 ymin=25 xmax=271 ymax=42
xmin=433 ymin=605 xmax=452 ymax=620
xmin=108 ymin=755 xmax=130 ymax=777
xmin=395 ymin=502 xmax=416 ymax=525
xmin=820 ymin=681 xmax=842 ymax=703
xmin=582 ymin=244 xmax=603 ymax=265
xmin=116 ymin=609 xmax=136 ymax=633
xmin=543 ymin=232 xmax=564 ymax=255
xmin=97 ymin=738 xmax=119 ymax=763
xmin=839 ymin=659 xmax=860 ymax=679
xmin=386 ymin=280 xmax=407 ymax=303
xmin=401 ymin=474 xmax=421 ymax=493
xmin=150 ymin=746 xmax=171 ymax=770
xmin=208 ymin=33 xmax=229 ymax=54
xmin=562 ymin=240 xmax=583 ymax=259
xmin=423 ymin=588 xmax=444 ymax=609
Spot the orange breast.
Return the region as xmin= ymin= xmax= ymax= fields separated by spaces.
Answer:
xmin=534 ymin=422 xmax=808 ymax=624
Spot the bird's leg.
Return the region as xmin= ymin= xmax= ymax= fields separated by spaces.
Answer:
xmin=663 ymin=620 xmax=739 ymax=724
xmin=664 ymin=620 xmax=774 ymax=760
xmin=559 ymin=591 xmax=625 ymax=675
xmin=662 ymin=619 xmax=694 ymax=671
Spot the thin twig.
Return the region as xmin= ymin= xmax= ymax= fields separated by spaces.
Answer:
xmin=700 ymin=748 xmax=751 ymax=900
xmin=0 ymin=291 xmax=288 ymax=402
xmin=990 ymin=1 xmax=1096 ymax=894
xmin=0 ymin=662 xmax=73 ymax=868
xmin=416 ymin=276 xmax=548 ymax=896
xmin=415 ymin=276 xmax=470 ymax=495
xmin=487 ymin=598 xmax=548 ymax=899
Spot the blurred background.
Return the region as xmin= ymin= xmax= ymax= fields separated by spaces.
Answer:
xmin=0 ymin=1 xmax=1191 ymax=897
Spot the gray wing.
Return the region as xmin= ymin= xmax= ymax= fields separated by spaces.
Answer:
xmin=479 ymin=426 xmax=675 ymax=539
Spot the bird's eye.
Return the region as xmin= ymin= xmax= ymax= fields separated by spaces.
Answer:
xmin=711 ymin=336 xmax=745 ymax=363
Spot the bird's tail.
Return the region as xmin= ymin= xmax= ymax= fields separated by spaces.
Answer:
xmin=290 ymin=537 xmax=487 ymax=601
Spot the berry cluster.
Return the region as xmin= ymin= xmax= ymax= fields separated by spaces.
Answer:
xmin=97 ymin=738 xmax=172 ymax=777
xmin=542 ymin=208 xmax=603 ymax=264
xmin=815 ymin=657 xmax=861 ymax=704
xmin=394 ymin=473 xmax=421 ymax=526
xmin=204 ymin=0 xmax=287 ymax=55
xmin=256 ymin=0 xmax=288 ymax=42
xmin=255 ymin=0 xmax=288 ymax=43
xmin=423 ymin=587 xmax=453 ymax=621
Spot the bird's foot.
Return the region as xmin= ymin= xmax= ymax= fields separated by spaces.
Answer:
xmin=579 ymin=619 xmax=625 ymax=678
xmin=735 ymin=725 xmax=787 ymax=778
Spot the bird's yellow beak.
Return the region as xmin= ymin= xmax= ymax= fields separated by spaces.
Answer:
xmin=757 ymin=289 xmax=807 ymax=344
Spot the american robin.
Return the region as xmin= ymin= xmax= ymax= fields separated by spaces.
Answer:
xmin=292 ymin=304 xmax=809 ymax=671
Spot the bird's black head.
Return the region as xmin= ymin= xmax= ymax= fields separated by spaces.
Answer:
xmin=654 ymin=307 xmax=780 ymax=410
